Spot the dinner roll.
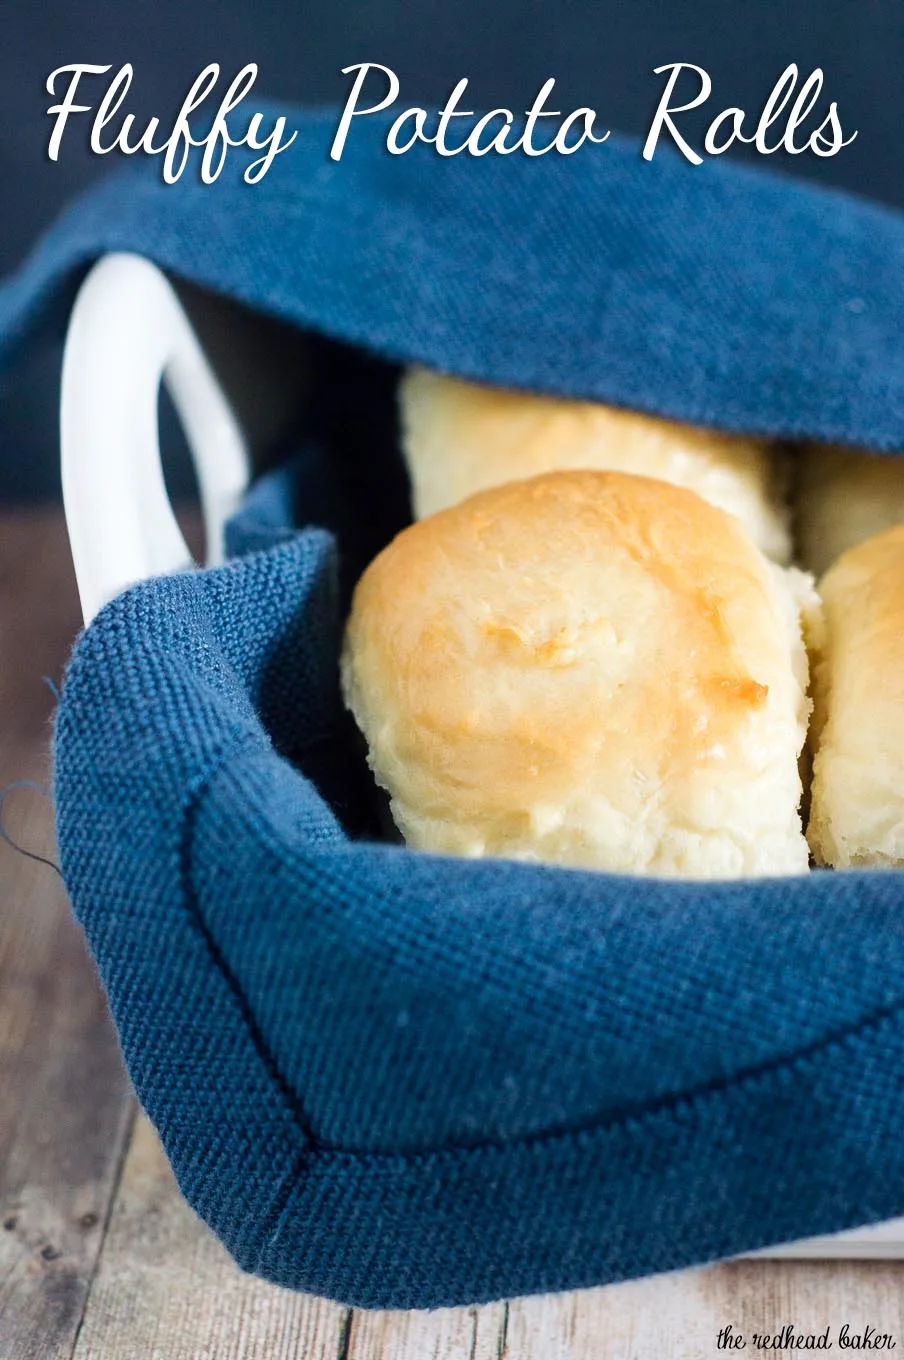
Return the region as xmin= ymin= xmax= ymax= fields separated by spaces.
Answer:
xmin=796 ymin=444 xmax=904 ymax=578
xmin=400 ymin=366 xmax=791 ymax=562
xmin=342 ymin=471 xmax=814 ymax=878
xmin=807 ymin=524 xmax=904 ymax=868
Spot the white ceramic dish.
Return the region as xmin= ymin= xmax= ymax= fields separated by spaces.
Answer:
xmin=59 ymin=251 xmax=904 ymax=1260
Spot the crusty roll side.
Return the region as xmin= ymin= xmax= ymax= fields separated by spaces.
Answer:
xmin=400 ymin=366 xmax=791 ymax=562
xmin=342 ymin=470 xmax=813 ymax=879
xmin=796 ymin=443 xmax=904 ymax=579
xmin=807 ymin=524 xmax=904 ymax=868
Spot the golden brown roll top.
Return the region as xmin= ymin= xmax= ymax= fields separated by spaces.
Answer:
xmin=807 ymin=524 xmax=904 ymax=868
xmin=342 ymin=470 xmax=814 ymax=879
xmin=400 ymin=366 xmax=792 ymax=562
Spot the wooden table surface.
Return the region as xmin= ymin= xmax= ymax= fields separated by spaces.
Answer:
xmin=3 ymin=505 xmax=904 ymax=1360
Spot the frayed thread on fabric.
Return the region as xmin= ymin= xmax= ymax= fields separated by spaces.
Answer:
xmin=0 ymin=779 xmax=62 ymax=878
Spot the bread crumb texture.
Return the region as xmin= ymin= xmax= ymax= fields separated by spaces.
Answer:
xmin=808 ymin=523 xmax=904 ymax=868
xmin=401 ymin=366 xmax=791 ymax=562
xmin=342 ymin=470 xmax=813 ymax=879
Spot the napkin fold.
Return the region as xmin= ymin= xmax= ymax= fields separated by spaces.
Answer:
xmin=1 ymin=108 xmax=903 ymax=449
xmin=3 ymin=106 xmax=904 ymax=1307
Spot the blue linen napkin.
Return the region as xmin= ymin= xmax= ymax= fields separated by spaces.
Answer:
xmin=3 ymin=107 xmax=904 ymax=1308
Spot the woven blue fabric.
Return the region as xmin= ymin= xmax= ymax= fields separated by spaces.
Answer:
xmin=3 ymin=107 xmax=904 ymax=1308
xmin=1 ymin=107 xmax=904 ymax=448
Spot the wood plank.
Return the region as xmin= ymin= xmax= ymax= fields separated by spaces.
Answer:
xmin=504 ymin=1268 xmax=738 ymax=1358
xmin=7 ymin=506 xmax=904 ymax=1359
xmin=0 ymin=508 xmax=136 ymax=1360
xmin=500 ymin=1259 xmax=904 ymax=1358
xmin=351 ymin=1258 xmax=904 ymax=1359
xmin=74 ymin=1220 xmax=904 ymax=1360
xmin=346 ymin=1297 xmax=507 ymax=1360
xmin=72 ymin=1113 xmax=349 ymax=1360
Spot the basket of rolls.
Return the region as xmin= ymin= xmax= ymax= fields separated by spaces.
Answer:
xmin=344 ymin=369 xmax=904 ymax=876
xmin=3 ymin=105 xmax=904 ymax=1308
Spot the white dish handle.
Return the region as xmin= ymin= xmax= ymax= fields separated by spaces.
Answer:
xmin=61 ymin=252 xmax=250 ymax=625
xmin=57 ymin=250 xmax=904 ymax=1262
